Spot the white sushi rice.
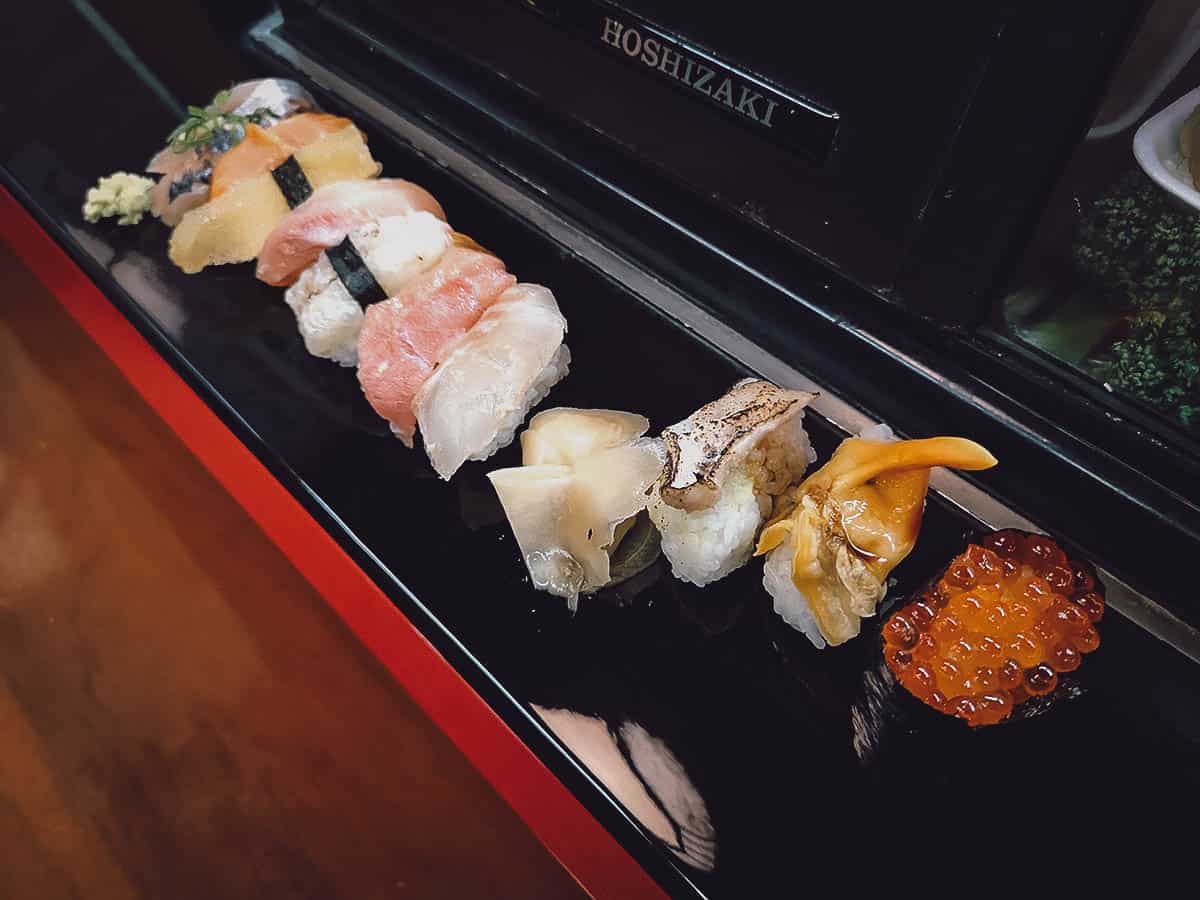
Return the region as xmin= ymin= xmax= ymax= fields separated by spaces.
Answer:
xmin=763 ymin=531 xmax=827 ymax=649
xmin=284 ymin=212 xmax=450 ymax=366
xmin=745 ymin=414 xmax=817 ymax=495
xmin=650 ymin=411 xmax=816 ymax=587
xmin=467 ymin=344 xmax=571 ymax=466
xmin=285 ymin=275 xmax=363 ymax=366
xmin=649 ymin=467 xmax=764 ymax=587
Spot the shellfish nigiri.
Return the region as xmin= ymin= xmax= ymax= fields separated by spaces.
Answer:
xmin=488 ymin=408 xmax=665 ymax=608
xmin=755 ymin=428 xmax=997 ymax=648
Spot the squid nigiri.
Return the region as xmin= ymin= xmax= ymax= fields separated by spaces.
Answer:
xmin=415 ymin=284 xmax=570 ymax=479
xmin=647 ymin=379 xmax=816 ymax=587
xmin=756 ymin=426 xmax=997 ymax=648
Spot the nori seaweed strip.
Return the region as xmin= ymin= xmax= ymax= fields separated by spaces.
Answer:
xmin=271 ymin=156 xmax=312 ymax=208
xmin=270 ymin=155 xmax=384 ymax=305
xmin=326 ymin=237 xmax=388 ymax=307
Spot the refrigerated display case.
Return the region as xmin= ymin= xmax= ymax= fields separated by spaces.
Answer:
xmin=997 ymin=3 xmax=1200 ymax=458
xmin=3 ymin=0 xmax=1198 ymax=895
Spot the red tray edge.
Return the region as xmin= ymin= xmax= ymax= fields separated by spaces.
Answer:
xmin=0 ymin=184 xmax=667 ymax=900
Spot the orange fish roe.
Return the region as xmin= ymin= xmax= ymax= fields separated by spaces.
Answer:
xmin=882 ymin=530 xmax=1103 ymax=727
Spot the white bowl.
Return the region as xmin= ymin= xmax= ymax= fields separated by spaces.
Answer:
xmin=1133 ymin=84 xmax=1200 ymax=211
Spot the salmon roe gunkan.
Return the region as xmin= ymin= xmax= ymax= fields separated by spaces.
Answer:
xmin=882 ymin=530 xmax=1103 ymax=727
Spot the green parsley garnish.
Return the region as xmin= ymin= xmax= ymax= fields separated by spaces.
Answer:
xmin=164 ymin=87 xmax=272 ymax=153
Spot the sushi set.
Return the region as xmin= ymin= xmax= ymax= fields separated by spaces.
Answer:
xmin=7 ymin=3 xmax=1200 ymax=896
xmin=85 ymin=77 xmax=1016 ymax=670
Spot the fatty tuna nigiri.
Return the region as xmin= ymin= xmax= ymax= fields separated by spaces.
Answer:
xmin=356 ymin=248 xmax=515 ymax=444
xmin=256 ymin=179 xmax=447 ymax=287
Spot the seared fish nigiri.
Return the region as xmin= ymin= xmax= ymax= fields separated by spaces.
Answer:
xmin=648 ymin=379 xmax=816 ymax=586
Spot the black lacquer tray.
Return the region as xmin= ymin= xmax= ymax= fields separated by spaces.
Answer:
xmin=4 ymin=4 xmax=1199 ymax=894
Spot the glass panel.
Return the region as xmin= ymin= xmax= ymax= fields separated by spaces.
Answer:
xmin=995 ymin=0 xmax=1200 ymax=440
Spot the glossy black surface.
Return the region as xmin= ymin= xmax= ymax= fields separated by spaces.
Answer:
xmin=333 ymin=0 xmax=1010 ymax=291
xmin=335 ymin=0 xmax=1154 ymax=325
xmin=274 ymin=1 xmax=1200 ymax=626
xmin=518 ymin=0 xmax=841 ymax=163
xmin=4 ymin=3 xmax=1200 ymax=895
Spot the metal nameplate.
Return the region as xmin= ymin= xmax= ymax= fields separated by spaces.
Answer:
xmin=518 ymin=0 xmax=840 ymax=163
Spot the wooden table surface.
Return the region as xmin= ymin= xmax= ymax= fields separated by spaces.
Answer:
xmin=0 ymin=242 xmax=584 ymax=899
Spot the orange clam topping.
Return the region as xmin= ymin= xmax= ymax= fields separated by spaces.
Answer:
xmin=883 ymin=530 xmax=1103 ymax=727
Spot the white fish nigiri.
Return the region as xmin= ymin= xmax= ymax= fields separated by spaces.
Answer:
xmin=648 ymin=379 xmax=816 ymax=587
xmin=415 ymin=284 xmax=569 ymax=479
xmin=283 ymin=211 xmax=452 ymax=365
xmin=488 ymin=409 xmax=665 ymax=608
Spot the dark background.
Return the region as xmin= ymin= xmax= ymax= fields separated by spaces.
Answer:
xmin=4 ymin=1 xmax=1200 ymax=895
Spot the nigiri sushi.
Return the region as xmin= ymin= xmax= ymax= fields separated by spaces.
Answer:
xmin=283 ymin=212 xmax=454 ymax=366
xmin=168 ymin=124 xmax=381 ymax=273
xmin=208 ymin=113 xmax=356 ymax=198
xmin=147 ymin=79 xmax=316 ymax=226
xmin=756 ymin=426 xmax=997 ymax=648
xmin=415 ymin=283 xmax=570 ymax=479
xmin=355 ymin=247 xmax=515 ymax=443
xmin=647 ymin=379 xmax=816 ymax=587
xmin=256 ymin=179 xmax=448 ymax=287
xmin=488 ymin=409 xmax=666 ymax=607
